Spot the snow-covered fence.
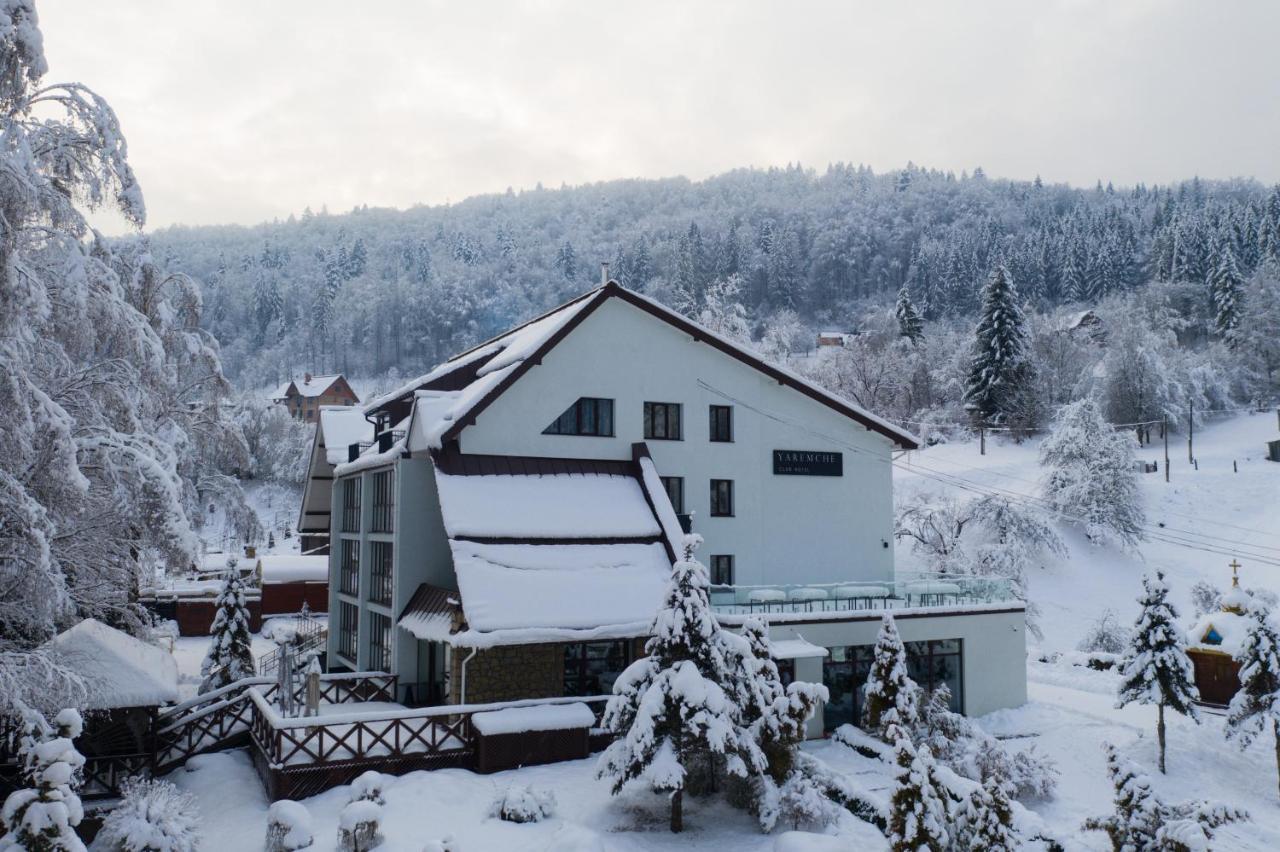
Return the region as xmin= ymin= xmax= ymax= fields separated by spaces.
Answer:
xmin=708 ymin=571 xmax=1016 ymax=615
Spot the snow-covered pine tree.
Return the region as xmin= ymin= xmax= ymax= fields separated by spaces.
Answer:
xmin=863 ymin=613 xmax=919 ymax=742
xmin=1040 ymin=396 xmax=1145 ymax=546
xmin=954 ymin=774 xmax=1017 ymax=851
xmin=895 ymin=287 xmax=924 ymax=344
xmin=0 ymin=709 xmax=86 ymax=852
xmin=1116 ymin=571 xmax=1199 ymax=773
xmin=885 ymin=724 xmax=949 ymax=852
xmin=964 ymin=265 xmax=1030 ymax=424
xmin=1083 ymin=742 xmax=1247 ymax=850
xmin=1211 ymin=243 xmax=1245 ymax=345
xmin=1225 ymin=599 xmax=1280 ymax=799
xmin=597 ymin=536 xmax=763 ymax=832
xmin=199 ymin=573 xmax=256 ymax=692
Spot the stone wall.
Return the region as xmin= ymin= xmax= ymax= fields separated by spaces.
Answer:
xmin=451 ymin=643 xmax=563 ymax=705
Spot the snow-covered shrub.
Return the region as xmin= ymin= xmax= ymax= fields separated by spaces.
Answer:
xmin=1077 ymin=609 xmax=1131 ymax=655
xmin=93 ymin=778 xmax=200 ymax=852
xmin=1 ymin=708 xmax=86 ymax=852
xmin=971 ymin=738 xmax=1057 ymax=801
xmin=830 ymin=724 xmax=888 ymax=761
xmin=1082 ymin=743 xmax=1246 ymax=850
xmin=1040 ymin=396 xmax=1145 ymax=546
xmin=885 ymin=724 xmax=950 ymax=851
xmin=792 ymin=752 xmax=885 ymax=830
xmin=862 ymin=614 xmax=919 ymax=742
xmin=348 ymin=771 xmax=387 ymax=806
xmin=199 ymin=573 xmax=256 ymax=693
xmin=489 ymin=785 xmax=556 ymax=824
xmin=265 ymin=800 xmax=313 ymax=851
xmin=337 ymin=800 xmax=382 ymax=852
xmin=773 ymin=772 xmax=840 ymax=832
xmin=1189 ymin=580 xmax=1222 ymax=618
xmin=953 ymin=774 xmax=1017 ymax=851
xmin=419 ymin=837 xmax=459 ymax=852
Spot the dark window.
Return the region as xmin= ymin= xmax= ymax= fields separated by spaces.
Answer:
xmin=371 ymin=470 xmax=395 ymax=533
xmin=543 ymin=397 xmax=615 ymax=436
xmin=777 ymin=658 xmax=795 ymax=688
xmin=370 ymin=541 xmax=393 ymax=605
xmin=369 ymin=612 xmax=392 ymax=672
xmin=709 ymin=405 xmax=733 ymax=442
xmin=660 ymin=476 xmax=685 ymax=514
xmin=339 ymin=539 xmax=360 ymax=596
xmin=710 ymin=479 xmax=734 ymax=517
xmin=821 ymin=639 xmax=963 ymax=732
xmin=564 ymin=641 xmax=632 ymax=697
xmin=644 ymin=402 xmax=682 ymax=440
xmin=338 ymin=601 xmax=359 ymax=662
xmin=710 ymin=555 xmax=734 ymax=586
xmin=341 ymin=477 xmax=362 ymax=532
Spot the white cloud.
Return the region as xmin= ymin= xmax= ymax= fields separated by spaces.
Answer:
xmin=38 ymin=0 xmax=1280 ymax=230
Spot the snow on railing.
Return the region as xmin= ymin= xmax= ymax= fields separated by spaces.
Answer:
xmin=708 ymin=571 xmax=1016 ymax=615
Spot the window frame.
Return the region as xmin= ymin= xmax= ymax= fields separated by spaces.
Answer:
xmin=339 ymin=539 xmax=360 ymax=596
xmin=710 ymin=479 xmax=734 ymax=517
xmin=337 ymin=601 xmax=359 ymax=662
xmin=643 ymin=401 xmax=683 ymax=441
xmin=660 ymin=476 xmax=685 ymax=514
xmin=563 ymin=640 xmax=633 ymax=697
xmin=709 ymin=405 xmax=734 ymax=442
xmin=341 ymin=477 xmax=362 ymax=533
xmin=542 ymin=397 xmax=615 ymax=437
xmin=370 ymin=470 xmax=395 ymax=533
xmin=710 ymin=554 xmax=734 ymax=586
xmin=369 ymin=611 xmax=392 ymax=672
xmin=370 ymin=540 xmax=393 ymax=605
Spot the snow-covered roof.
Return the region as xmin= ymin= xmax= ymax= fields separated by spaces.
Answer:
xmin=44 ymin=619 xmax=179 ymax=709
xmin=368 ymin=282 xmax=919 ymax=451
xmin=270 ymin=380 xmax=295 ymax=401
xmin=770 ymin=638 xmax=830 ymax=660
xmin=294 ymin=374 xmax=344 ymax=398
xmin=1186 ymin=610 xmax=1250 ymax=655
xmin=319 ymin=406 xmax=375 ymax=466
xmin=471 ymin=702 xmax=595 ymax=735
xmin=259 ymin=554 xmax=328 ymax=584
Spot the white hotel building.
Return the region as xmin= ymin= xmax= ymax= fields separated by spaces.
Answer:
xmin=303 ymin=281 xmax=1027 ymax=735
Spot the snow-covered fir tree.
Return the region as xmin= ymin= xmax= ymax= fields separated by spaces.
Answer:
xmin=885 ymin=724 xmax=949 ymax=852
xmin=862 ymin=613 xmax=919 ymax=741
xmin=1040 ymin=396 xmax=1145 ymax=546
xmin=597 ymin=536 xmax=763 ymax=832
xmin=1210 ymin=244 xmax=1244 ymax=345
xmin=953 ymin=774 xmax=1018 ymax=851
xmin=895 ymin=286 xmax=924 ymax=344
xmin=1225 ymin=599 xmax=1280 ymax=798
xmin=1083 ymin=742 xmax=1246 ymax=851
xmin=199 ymin=573 xmax=257 ymax=692
xmin=1116 ymin=571 xmax=1199 ymax=774
xmin=0 ymin=709 xmax=86 ymax=852
xmin=964 ymin=265 xmax=1030 ymax=424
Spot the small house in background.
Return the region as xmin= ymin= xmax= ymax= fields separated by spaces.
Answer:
xmin=1266 ymin=438 xmax=1280 ymax=462
xmin=816 ymin=331 xmax=854 ymax=348
xmin=259 ymin=553 xmax=329 ymax=616
xmin=1064 ymin=310 xmax=1106 ymax=342
xmin=1185 ymin=563 xmax=1252 ymax=707
xmin=272 ymin=373 xmax=360 ymax=423
xmin=297 ymin=406 xmax=374 ymax=555
xmin=38 ymin=620 xmax=179 ymax=797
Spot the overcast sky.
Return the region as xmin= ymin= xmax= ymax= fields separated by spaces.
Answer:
xmin=40 ymin=0 xmax=1280 ymax=232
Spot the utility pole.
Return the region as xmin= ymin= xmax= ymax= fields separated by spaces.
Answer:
xmin=1163 ymin=415 xmax=1169 ymax=483
xmin=1187 ymin=400 xmax=1194 ymax=464
xmin=980 ymin=426 xmax=986 ymax=456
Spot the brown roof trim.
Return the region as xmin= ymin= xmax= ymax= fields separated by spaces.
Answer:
xmin=398 ymin=582 xmax=459 ymax=624
xmin=432 ymin=446 xmax=633 ymax=477
xmin=436 ymin=281 xmax=918 ymax=450
xmin=451 ymin=534 xmax=665 ymax=547
xmin=716 ymin=606 xmax=1027 ymax=627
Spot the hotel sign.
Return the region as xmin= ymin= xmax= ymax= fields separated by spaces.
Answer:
xmin=772 ymin=449 xmax=843 ymax=476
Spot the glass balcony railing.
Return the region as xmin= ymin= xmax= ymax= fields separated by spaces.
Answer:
xmin=708 ymin=571 xmax=1018 ymax=615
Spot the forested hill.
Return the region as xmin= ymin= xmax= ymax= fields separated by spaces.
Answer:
xmin=141 ymin=164 xmax=1280 ymax=388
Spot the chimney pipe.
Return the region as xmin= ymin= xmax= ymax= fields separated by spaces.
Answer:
xmin=304 ymin=372 xmax=312 ymax=384
xmin=600 ymin=262 xmax=609 ymax=285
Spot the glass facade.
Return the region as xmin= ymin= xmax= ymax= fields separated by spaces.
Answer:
xmin=822 ymin=639 xmax=963 ymax=732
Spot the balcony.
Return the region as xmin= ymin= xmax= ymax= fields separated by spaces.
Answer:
xmin=708 ymin=571 xmax=1018 ymax=617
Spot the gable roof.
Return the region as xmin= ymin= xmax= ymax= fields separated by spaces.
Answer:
xmin=369 ymin=281 xmax=918 ymax=450
xmin=44 ymin=619 xmax=179 ymax=709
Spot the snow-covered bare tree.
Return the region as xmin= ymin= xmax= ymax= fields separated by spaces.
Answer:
xmin=862 ymin=614 xmax=919 ymax=741
xmin=1040 ymin=397 xmax=1145 ymax=546
xmin=1225 ymin=600 xmax=1280 ymax=799
xmin=199 ymin=572 xmax=256 ymax=692
xmin=596 ymin=536 xmax=763 ymax=832
xmin=1116 ymin=571 xmax=1199 ymax=773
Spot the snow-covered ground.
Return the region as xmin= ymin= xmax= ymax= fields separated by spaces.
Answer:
xmin=164 ymin=412 xmax=1280 ymax=849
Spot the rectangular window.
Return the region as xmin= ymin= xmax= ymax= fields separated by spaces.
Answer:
xmin=710 ymin=555 xmax=734 ymax=586
xmin=709 ymin=405 xmax=733 ymax=442
xmin=339 ymin=539 xmax=360 ymax=596
xmin=369 ymin=611 xmax=392 ymax=672
xmin=543 ymin=397 xmax=615 ymax=437
xmin=370 ymin=541 xmax=393 ymax=605
xmin=660 ymin=476 xmax=685 ymax=514
xmin=338 ymin=601 xmax=359 ymax=662
xmin=371 ymin=470 xmax=395 ymax=533
xmin=563 ymin=641 xmax=632 ymax=697
xmin=710 ymin=479 xmax=734 ymax=517
xmin=905 ymin=639 xmax=964 ymax=713
xmin=821 ymin=640 xmax=963 ymax=732
xmin=341 ymin=477 xmax=362 ymax=533
xmin=644 ymin=402 xmax=682 ymax=440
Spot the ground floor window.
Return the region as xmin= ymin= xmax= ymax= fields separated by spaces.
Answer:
xmin=369 ymin=611 xmax=392 ymax=672
xmin=563 ymin=641 xmax=632 ymax=697
xmin=822 ymin=638 xmax=963 ymax=732
xmin=338 ymin=601 xmax=358 ymax=662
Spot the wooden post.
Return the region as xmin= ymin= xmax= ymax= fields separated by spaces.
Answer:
xmin=1234 ymin=460 xmax=1238 ymax=473
xmin=1163 ymin=416 xmax=1170 ymax=483
xmin=1188 ymin=401 xmax=1194 ymax=464
xmin=980 ymin=427 xmax=986 ymax=456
